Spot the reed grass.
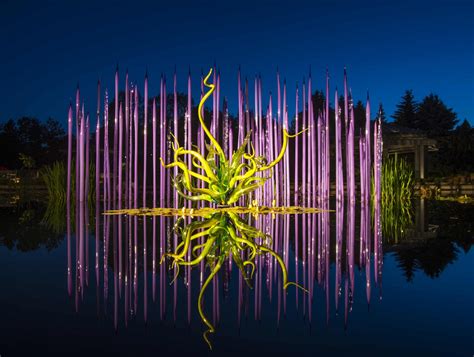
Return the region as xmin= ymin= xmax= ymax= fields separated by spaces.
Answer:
xmin=373 ymin=155 xmax=414 ymax=242
xmin=41 ymin=161 xmax=95 ymax=233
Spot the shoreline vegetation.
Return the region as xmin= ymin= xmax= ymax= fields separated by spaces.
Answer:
xmin=0 ymin=167 xmax=473 ymax=207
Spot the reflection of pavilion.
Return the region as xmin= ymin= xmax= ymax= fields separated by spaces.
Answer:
xmin=386 ymin=197 xmax=472 ymax=282
xmin=411 ymin=198 xmax=439 ymax=240
xmin=383 ymin=124 xmax=437 ymax=179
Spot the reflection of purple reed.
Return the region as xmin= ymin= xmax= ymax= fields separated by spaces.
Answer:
xmin=160 ymin=215 xmax=166 ymax=320
xmin=95 ymin=194 xmax=100 ymax=289
xmin=118 ymin=104 xmax=123 ymax=297
xmin=73 ymin=206 xmax=384 ymax=335
xmin=335 ymin=200 xmax=344 ymax=312
xmin=345 ymin=201 xmax=355 ymax=327
xmin=113 ymin=213 xmax=118 ymax=331
xmin=67 ymin=194 xmax=72 ymax=296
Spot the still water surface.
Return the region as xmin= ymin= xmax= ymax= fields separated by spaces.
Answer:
xmin=0 ymin=199 xmax=472 ymax=356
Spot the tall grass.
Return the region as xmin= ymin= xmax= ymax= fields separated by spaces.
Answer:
xmin=41 ymin=161 xmax=95 ymax=233
xmin=374 ymin=155 xmax=414 ymax=242
xmin=41 ymin=161 xmax=67 ymax=204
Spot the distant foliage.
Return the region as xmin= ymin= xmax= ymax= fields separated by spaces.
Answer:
xmin=416 ymin=94 xmax=458 ymax=136
xmin=0 ymin=117 xmax=65 ymax=169
xmin=392 ymin=90 xmax=459 ymax=135
xmin=428 ymin=119 xmax=474 ymax=175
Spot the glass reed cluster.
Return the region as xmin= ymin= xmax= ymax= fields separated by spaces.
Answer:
xmin=161 ymin=69 xmax=305 ymax=206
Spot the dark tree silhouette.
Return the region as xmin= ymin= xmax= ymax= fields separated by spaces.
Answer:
xmin=0 ymin=119 xmax=20 ymax=168
xmin=416 ymin=93 xmax=458 ymax=136
xmin=0 ymin=206 xmax=63 ymax=251
xmin=429 ymin=119 xmax=474 ymax=175
xmin=452 ymin=120 xmax=474 ymax=168
xmin=392 ymin=90 xmax=417 ymax=127
xmin=311 ymin=90 xmax=325 ymax=117
xmin=353 ymin=100 xmax=365 ymax=134
xmin=0 ymin=117 xmax=65 ymax=169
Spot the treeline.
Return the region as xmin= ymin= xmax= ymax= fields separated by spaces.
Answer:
xmin=0 ymin=117 xmax=66 ymax=169
xmin=0 ymin=89 xmax=472 ymax=176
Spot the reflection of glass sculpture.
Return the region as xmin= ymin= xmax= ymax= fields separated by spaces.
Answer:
xmin=161 ymin=68 xmax=305 ymax=206
xmin=158 ymin=69 xmax=307 ymax=348
xmin=162 ymin=211 xmax=306 ymax=348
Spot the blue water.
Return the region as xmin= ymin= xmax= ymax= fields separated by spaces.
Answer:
xmin=0 ymin=200 xmax=472 ymax=356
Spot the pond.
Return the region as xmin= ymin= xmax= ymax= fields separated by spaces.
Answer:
xmin=0 ymin=198 xmax=472 ymax=356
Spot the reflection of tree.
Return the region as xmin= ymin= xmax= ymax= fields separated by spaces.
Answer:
xmin=0 ymin=205 xmax=64 ymax=251
xmin=393 ymin=240 xmax=460 ymax=282
xmin=390 ymin=200 xmax=473 ymax=281
xmin=427 ymin=200 xmax=474 ymax=252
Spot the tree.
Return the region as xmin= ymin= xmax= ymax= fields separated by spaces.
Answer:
xmin=353 ymin=100 xmax=365 ymax=135
xmin=454 ymin=120 xmax=474 ymax=169
xmin=311 ymin=90 xmax=325 ymax=117
xmin=416 ymin=93 xmax=458 ymax=136
xmin=392 ymin=90 xmax=417 ymax=127
xmin=0 ymin=119 xmax=20 ymax=168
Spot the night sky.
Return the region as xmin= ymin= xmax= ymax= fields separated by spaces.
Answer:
xmin=0 ymin=0 xmax=472 ymax=127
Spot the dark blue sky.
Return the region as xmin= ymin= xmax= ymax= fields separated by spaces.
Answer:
xmin=0 ymin=0 xmax=472 ymax=126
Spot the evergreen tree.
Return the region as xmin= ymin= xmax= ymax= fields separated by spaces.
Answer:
xmin=353 ymin=100 xmax=365 ymax=134
xmin=392 ymin=90 xmax=417 ymax=127
xmin=311 ymin=90 xmax=325 ymax=116
xmin=452 ymin=119 xmax=474 ymax=171
xmin=416 ymin=93 xmax=458 ymax=136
